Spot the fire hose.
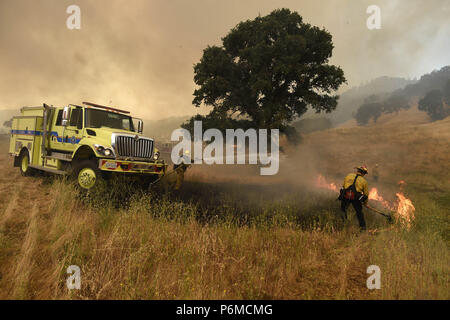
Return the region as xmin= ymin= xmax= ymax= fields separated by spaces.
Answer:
xmin=338 ymin=190 xmax=394 ymax=223
xmin=364 ymin=204 xmax=393 ymax=223
xmin=149 ymin=163 xmax=191 ymax=189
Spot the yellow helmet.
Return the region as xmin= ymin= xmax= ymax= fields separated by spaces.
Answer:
xmin=355 ymin=165 xmax=368 ymax=174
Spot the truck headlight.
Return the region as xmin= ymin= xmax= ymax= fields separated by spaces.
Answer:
xmin=153 ymin=150 xmax=160 ymax=160
xmin=93 ymin=144 xmax=115 ymax=158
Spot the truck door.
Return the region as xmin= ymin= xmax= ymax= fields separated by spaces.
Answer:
xmin=50 ymin=106 xmax=84 ymax=152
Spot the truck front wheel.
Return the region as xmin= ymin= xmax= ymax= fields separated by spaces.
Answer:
xmin=72 ymin=160 xmax=101 ymax=190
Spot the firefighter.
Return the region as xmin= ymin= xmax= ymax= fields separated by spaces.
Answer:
xmin=174 ymin=150 xmax=192 ymax=190
xmin=339 ymin=165 xmax=369 ymax=231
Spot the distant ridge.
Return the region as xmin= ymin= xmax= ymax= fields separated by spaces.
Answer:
xmin=308 ymin=65 xmax=450 ymax=126
xmin=326 ymin=76 xmax=417 ymax=125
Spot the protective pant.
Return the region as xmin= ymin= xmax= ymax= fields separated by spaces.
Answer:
xmin=341 ymin=199 xmax=366 ymax=230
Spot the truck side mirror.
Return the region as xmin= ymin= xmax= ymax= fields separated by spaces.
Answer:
xmin=62 ymin=106 xmax=70 ymax=126
xmin=137 ymin=119 xmax=143 ymax=134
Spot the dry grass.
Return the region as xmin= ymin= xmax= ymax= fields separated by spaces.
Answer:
xmin=0 ymin=113 xmax=448 ymax=300
xmin=304 ymin=110 xmax=450 ymax=183
xmin=0 ymin=181 xmax=374 ymax=299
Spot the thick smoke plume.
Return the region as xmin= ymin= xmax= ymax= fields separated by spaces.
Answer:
xmin=0 ymin=0 xmax=449 ymax=120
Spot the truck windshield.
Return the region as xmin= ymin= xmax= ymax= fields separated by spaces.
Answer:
xmin=86 ymin=108 xmax=135 ymax=131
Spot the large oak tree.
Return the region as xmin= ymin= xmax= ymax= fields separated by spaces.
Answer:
xmin=187 ymin=8 xmax=346 ymax=139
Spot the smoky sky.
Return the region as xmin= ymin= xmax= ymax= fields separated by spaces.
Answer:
xmin=0 ymin=0 xmax=449 ymax=119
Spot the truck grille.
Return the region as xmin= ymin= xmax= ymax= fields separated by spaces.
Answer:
xmin=114 ymin=135 xmax=153 ymax=159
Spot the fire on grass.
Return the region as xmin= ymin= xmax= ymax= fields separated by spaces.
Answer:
xmin=316 ymin=175 xmax=415 ymax=229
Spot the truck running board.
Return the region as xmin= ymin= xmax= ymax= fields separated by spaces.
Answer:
xmin=29 ymin=164 xmax=68 ymax=175
xmin=46 ymin=152 xmax=72 ymax=162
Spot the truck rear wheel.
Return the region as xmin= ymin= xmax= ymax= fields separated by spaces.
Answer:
xmin=73 ymin=160 xmax=101 ymax=190
xmin=19 ymin=149 xmax=34 ymax=176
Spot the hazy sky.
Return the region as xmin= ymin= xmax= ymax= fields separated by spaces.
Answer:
xmin=0 ymin=0 xmax=449 ymax=119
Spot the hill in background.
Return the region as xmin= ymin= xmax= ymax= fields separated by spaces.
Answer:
xmin=400 ymin=66 xmax=450 ymax=98
xmin=319 ymin=76 xmax=417 ymax=125
xmin=299 ymin=65 xmax=450 ymax=130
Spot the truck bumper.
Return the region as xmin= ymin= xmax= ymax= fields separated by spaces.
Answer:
xmin=98 ymin=159 xmax=167 ymax=174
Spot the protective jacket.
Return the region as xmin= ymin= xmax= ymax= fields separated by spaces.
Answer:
xmin=343 ymin=173 xmax=369 ymax=198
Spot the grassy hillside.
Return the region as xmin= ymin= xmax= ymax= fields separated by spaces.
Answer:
xmin=307 ymin=108 xmax=450 ymax=182
xmin=306 ymin=76 xmax=417 ymax=125
xmin=302 ymin=66 xmax=449 ymax=127
xmin=0 ymin=112 xmax=448 ymax=299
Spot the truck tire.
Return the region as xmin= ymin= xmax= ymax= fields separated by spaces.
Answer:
xmin=19 ymin=149 xmax=34 ymax=176
xmin=72 ymin=159 xmax=102 ymax=190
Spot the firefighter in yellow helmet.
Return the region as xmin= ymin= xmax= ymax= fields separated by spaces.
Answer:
xmin=338 ymin=165 xmax=369 ymax=230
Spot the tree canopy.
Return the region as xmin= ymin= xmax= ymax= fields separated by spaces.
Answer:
xmin=382 ymin=93 xmax=410 ymax=114
xmin=418 ymin=89 xmax=449 ymax=121
xmin=354 ymin=91 xmax=411 ymax=126
xmin=443 ymin=79 xmax=450 ymax=105
xmin=355 ymin=102 xmax=383 ymax=126
xmin=188 ymin=8 xmax=345 ymax=140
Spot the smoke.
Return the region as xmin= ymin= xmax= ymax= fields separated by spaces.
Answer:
xmin=183 ymin=138 xmax=325 ymax=194
xmin=0 ymin=0 xmax=449 ymax=120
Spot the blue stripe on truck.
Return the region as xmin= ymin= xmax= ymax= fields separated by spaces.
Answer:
xmin=11 ymin=130 xmax=81 ymax=144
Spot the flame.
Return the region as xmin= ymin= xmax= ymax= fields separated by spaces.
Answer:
xmin=316 ymin=174 xmax=338 ymax=191
xmin=368 ymin=188 xmax=392 ymax=209
xmin=395 ymin=192 xmax=415 ymax=229
xmin=368 ymin=186 xmax=415 ymax=229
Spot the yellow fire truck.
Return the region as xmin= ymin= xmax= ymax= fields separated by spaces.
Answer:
xmin=9 ymin=102 xmax=168 ymax=189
